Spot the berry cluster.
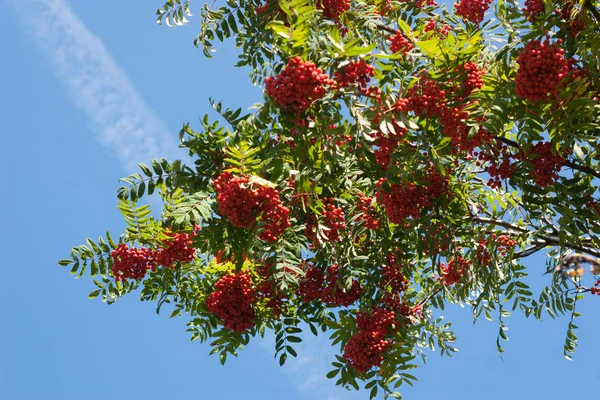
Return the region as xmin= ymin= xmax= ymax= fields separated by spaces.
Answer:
xmin=457 ymin=61 xmax=484 ymax=99
xmin=306 ymin=198 xmax=346 ymax=243
xmin=256 ymin=186 xmax=292 ymax=242
xmin=476 ymin=145 xmax=517 ymax=189
xmin=344 ymin=306 xmax=398 ymax=373
xmin=515 ymin=38 xmax=569 ymax=102
xmin=265 ymin=57 xmax=336 ymax=112
xmin=373 ymin=118 xmax=407 ymax=169
xmin=297 ymin=264 xmax=361 ymax=306
xmin=214 ymin=173 xmax=258 ymax=228
xmin=316 ymin=0 xmax=350 ymax=20
xmin=380 ymin=292 xmax=420 ymax=320
xmin=558 ymin=3 xmax=585 ymax=36
xmin=389 ymin=30 xmax=414 ymax=55
xmin=297 ymin=264 xmax=325 ymax=302
xmin=206 ymin=271 xmax=256 ymax=332
xmin=380 ymin=254 xmax=408 ymax=292
xmin=334 ymin=60 xmax=375 ymax=95
xmin=356 ymin=193 xmax=380 ymax=230
xmin=424 ymin=19 xmax=451 ymax=37
xmin=321 ymin=265 xmax=362 ymax=306
xmin=454 ymin=0 xmax=493 ymax=24
xmin=439 ymin=107 xmax=488 ymax=154
xmin=376 ymin=180 xmax=423 ymax=224
xmin=496 ymin=234 xmax=517 ymax=255
xmin=155 ymin=231 xmax=196 ymax=269
xmin=357 ymin=307 xmax=396 ymax=334
xmin=520 ymin=142 xmax=565 ymax=188
xmin=422 ymin=223 xmax=451 ymax=256
xmin=343 ymin=330 xmax=393 ymax=373
xmin=477 ymin=234 xmax=517 ymax=265
xmin=376 ymin=167 xmax=448 ymax=225
xmin=523 ymin=0 xmax=544 ymax=21
xmin=590 ymin=279 xmax=600 ymax=296
xmin=256 ymin=264 xmax=285 ymax=317
xmin=440 ymin=257 xmax=470 ymax=286
xmin=111 ymin=244 xmax=156 ymax=281
xmin=407 ymin=75 xmax=447 ymax=116
xmin=214 ymin=173 xmax=290 ymax=241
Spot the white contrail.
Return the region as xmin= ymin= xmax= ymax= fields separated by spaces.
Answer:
xmin=6 ymin=0 xmax=184 ymax=171
xmin=7 ymin=1 xmax=363 ymax=397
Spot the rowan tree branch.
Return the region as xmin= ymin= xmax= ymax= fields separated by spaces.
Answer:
xmin=471 ymin=216 xmax=600 ymax=258
xmin=585 ymin=0 xmax=600 ymax=22
xmin=493 ymin=136 xmax=600 ymax=180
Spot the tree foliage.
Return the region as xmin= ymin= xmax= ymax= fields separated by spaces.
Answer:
xmin=61 ymin=0 xmax=600 ymax=397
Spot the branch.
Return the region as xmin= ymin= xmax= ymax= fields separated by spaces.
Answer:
xmin=375 ymin=23 xmax=396 ymax=35
xmin=471 ymin=216 xmax=529 ymax=233
xmin=418 ymin=287 xmax=442 ymax=308
xmin=493 ymin=136 xmax=600 ymax=180
xmin=471 ymin=216 xmax=600 ymax=258
xmin=585 ymin=0 xmax=600 ymax=22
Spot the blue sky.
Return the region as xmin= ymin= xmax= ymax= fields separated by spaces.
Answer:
xmin=1 ymin=0 xmax=599 ymax=399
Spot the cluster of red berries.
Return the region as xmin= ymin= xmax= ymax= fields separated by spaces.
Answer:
xmin=422 ymin=223 xmax=451 ymax=256
xmin=407 ymin=75 xmax=447 ymax=116
xmin=256 ymin=264 xmax=285 ymax=317
xmin=206 ymin=271 xmax=256 ymax=332
xmin=343 ymin=306 xmax=395 ymax=373
xmin=321 ymin=265 xmax=362 ymax=306
xmin=496 ymin=234 xmax=518 ymax=255
xmin=317 ymin=0 xmax=350 ymax=20
xmin=380 ymin=254 xmax=408 ymax=292
xmin=440 ymin=257 xmax=471 ymax=286
xmin=334 ymin=60 xmax=375 ymax=95
xmin=523 ymin=0 xmax=544 ymax=21
xmin=356 ymin=193 xmax=380 ymax=230
xmin=357 ymin=307 xmax=397 ymax=334
xmin=376 ymin=179 xmax=423 ymax=224
xmin=439 ymin=108 xmax=486 ymax=154
xmin=373 ymin=118 xmax=407 ymax=169
xmin=557 ymin=4 xmax=585 ymax=36
xmin=454 ymin=0 xmax=493 ymax=24
xmin=380 ymin=292 xmax=420 ymax=320
xmin=515 ymin=38 xmax=569 ymax=102
xmin=477 ymin=234 xmax=517 ymax=264
xmin=297 ymin=264 xmax=362 ymax=306
xmin=476 ymin=145 xmax=517 ymax=189
xmin=214 ymin=173 xmax=257 ymax=228
xmin=306 ymin=198 xmax=346 ymax=243
xmin=389 ymin=30 xmax=414 ymax=55
xmin=256 ymin=185 xmax=292 ymax=242
xmin=297 ymin=264 xmax=325 ymax=302
xmin=376 ymin=167 xmax=448 ymax=225
xmin=457 ymin=61 xmax=484 ymax=99
xmin=520 ymin=142 xmax=565 ymax=188
xmin=156 ymin=232 xmax=196 ymax=269
xmin=265 ymin=57 xmax=336 ymax=112
xmin=402 ymin=0 xmax=438 ymax=8
xmin=111 ymin=231 xmax=198 ymax=281
xmin=214 ymin=172 xmax=290 ymax=242
xmin=590 ymin=279 xmax=600 ymax=296
xmin=111 ymin=244 xmax=156 ymax=281
xmin=424 ymin=19 xmax=451 ymax=37
xmin=343 ymin=329 xmax=393 ymax=373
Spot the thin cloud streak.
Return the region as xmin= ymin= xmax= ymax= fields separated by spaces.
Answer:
xmin=8 ymin=1 xmax=360 ymax=397
xmin=7 ymin=0 xmax=184 ymax=171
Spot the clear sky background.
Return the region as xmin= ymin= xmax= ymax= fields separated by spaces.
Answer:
xmin=1 ymin=1 xmax=599 ymax=399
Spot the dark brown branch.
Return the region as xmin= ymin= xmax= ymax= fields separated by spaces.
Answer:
xmin=471 ymin=216 xmax=530 ymax=233
xmin=471 ymin=216 xmax=600 ymax=258
xmin=375 ymin=23 xmax=396 ymax=35
xmin=585 ymin=0 xmax=600 ymax=22
xmin=493 ymin=136 xmax=600 ymax=180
